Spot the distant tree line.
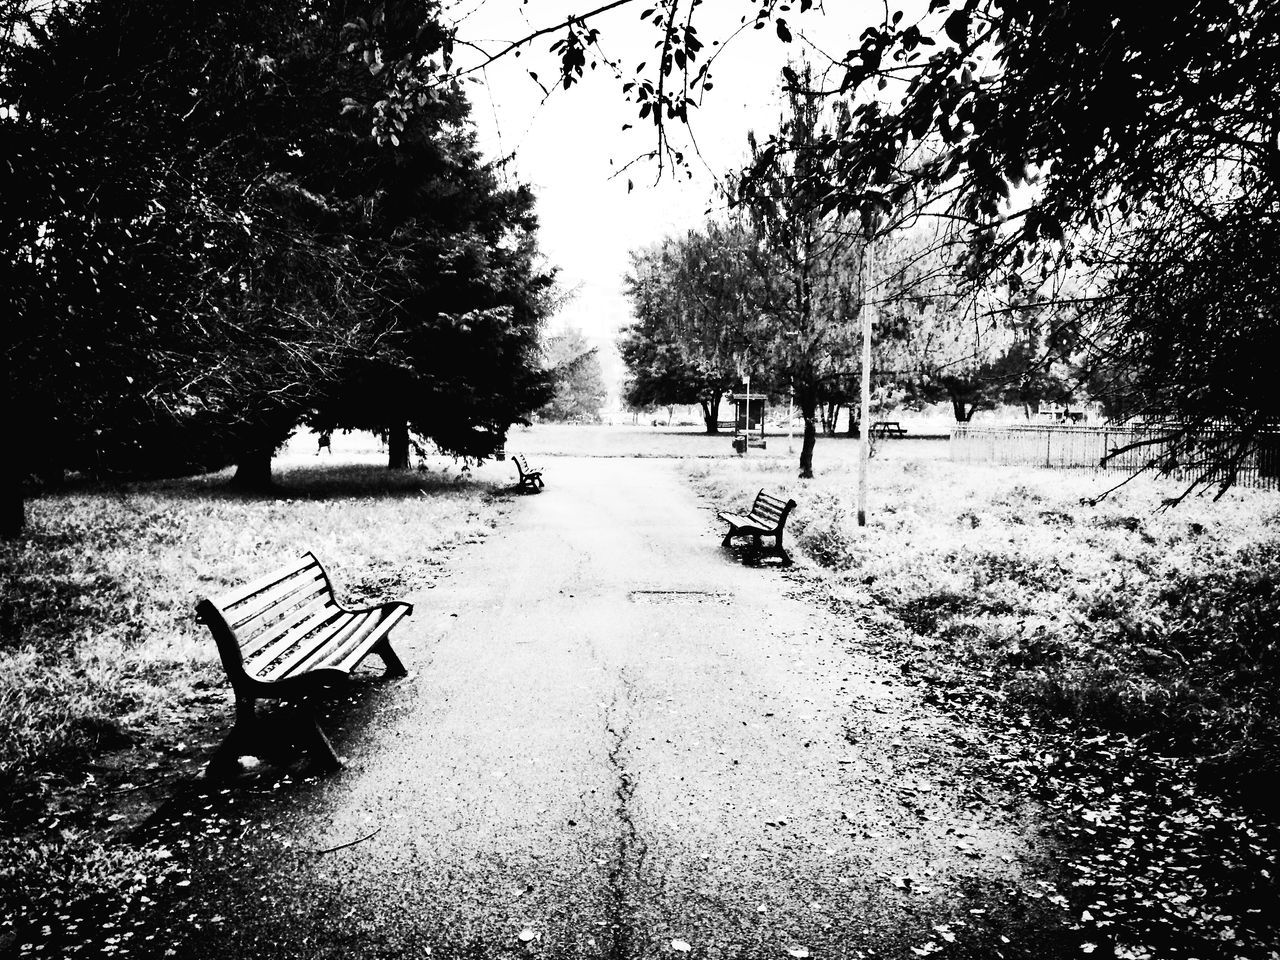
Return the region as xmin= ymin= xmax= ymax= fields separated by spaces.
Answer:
xmin=470 ymin=0 xmax=1279 ymax=495
xmin=1 ymin=0 xmax=555 ymax=535
xmin=619 ymin=68 xmax=1079 ymax=478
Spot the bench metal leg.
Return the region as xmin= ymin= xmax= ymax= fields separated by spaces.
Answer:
xmin=721 ymin=527 xmax=735 ymax=547
xmin=204 ymin=694 xmax=259 ymax=780
xmin=373 ymin=636 xmax=408 ymax=678
xmin=294 ymin=704 xmax=342 ymax=772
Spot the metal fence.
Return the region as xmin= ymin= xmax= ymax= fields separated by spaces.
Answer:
xmin=950 ymin=424 xmax=1280 ymax=491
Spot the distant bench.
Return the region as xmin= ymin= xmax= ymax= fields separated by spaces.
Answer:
xmin=717 ymin=489 xmax=797 ymax=565
xmin=870 ymin=420 xmax=908 ymax=438
xmin=513 ymin=452 xmax=544 ymax=491
xmin=196 ymin=552 xmax=412 ymax=773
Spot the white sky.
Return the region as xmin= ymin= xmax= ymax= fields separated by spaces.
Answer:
xmin=450 ymin=0 xmax=888 ymax=388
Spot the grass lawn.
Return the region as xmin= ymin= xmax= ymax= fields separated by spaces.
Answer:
xmin=690 ymin=449 xmax=1280 ymax=790
xmin=0 ymin=449 xmax=510 ymax=935
xmin=6 ymin=425 xmax=1279 ymax=957
xmin=507 ymin=421 xmax=952 ymax=461
xmin=688 ymin=447 xmax=1280 ymax=959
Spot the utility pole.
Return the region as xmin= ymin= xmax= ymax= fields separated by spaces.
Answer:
xmin=787 ymin=383 xmax=794 ymax=454
xmin=857 ymin=237 xmax=876 ymax=527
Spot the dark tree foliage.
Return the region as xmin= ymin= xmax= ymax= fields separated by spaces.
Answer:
xmin=1 ymin=0 xmax=393 ymax=510
xmin=2 ymin=0 xmax=552 ymax=532
xmin=451 ymin=0 xmax=1280 ymax=491
xmin=1087 ymin=205 xmax=1280 ymax=496
xmin=540 ymin=327 xmax=607 ymax=423
xmin=736 ymin=0 xmax=1280 ymax=490
xmin=619 ymin=222 xmax=761 ymax=434
xmin=297 ymin=3 xmax=555 ymax=468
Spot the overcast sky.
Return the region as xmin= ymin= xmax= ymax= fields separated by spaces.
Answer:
xmin=451 ymin=1 xmax=885 ymax=383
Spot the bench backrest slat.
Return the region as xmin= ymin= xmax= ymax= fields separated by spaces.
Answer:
xmin=212 ymin=554 xmax=318 ymax=611
xmin=240 ymin=594 xmax=337 ymax=661
xmin=751 ymin=492 xmax=788 ymax=517
xmin=245 ymin=608 xmax=349 ymax=680
xmin=228 ymin=569 xmax=328 ymax=631
xmin=743 ymin=489 xmax=797 ymax=532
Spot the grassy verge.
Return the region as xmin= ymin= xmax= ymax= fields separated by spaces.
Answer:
xmin=0 ymin=456 xmax=508 ymax=941
xmin=689 ymin=454 xmax=1280 ymax=793
xmin=688 ymin=452 xmax=1280 ymax=959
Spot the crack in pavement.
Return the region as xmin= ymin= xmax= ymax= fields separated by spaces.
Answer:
xmin=604 ymin=669 xmax=648 ymax=960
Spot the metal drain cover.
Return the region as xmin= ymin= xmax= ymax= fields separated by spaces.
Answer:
xmin=628 ymin=589 xmax=732 ymax=604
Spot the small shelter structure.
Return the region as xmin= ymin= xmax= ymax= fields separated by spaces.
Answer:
xmin=728 ymin=391 xmax=767 ymax=452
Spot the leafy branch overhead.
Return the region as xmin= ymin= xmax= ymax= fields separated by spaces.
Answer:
xmin=424 ymin=0 xmax=1280 ymax=491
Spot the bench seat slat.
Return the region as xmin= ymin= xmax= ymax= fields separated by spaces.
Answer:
xmin=307 ymin=609 xmax=391 ymax=675
xmin=267 ymin=608 xmax=378 ymax=681
xmin=213 ymin=554 xmax=319 ymax=611
xmin=328 ymin=606 xmax=412 ymax=674
xmin=229 ymin=570 xmax=329 ymax=630
xmin=257 ymin=610 xmax=365 ymax=682
xmin=244 ymin=606 xmax=345 ymax=679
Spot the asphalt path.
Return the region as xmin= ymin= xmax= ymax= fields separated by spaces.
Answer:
xmin=146 ymin=457 xmax=1041 ymax=959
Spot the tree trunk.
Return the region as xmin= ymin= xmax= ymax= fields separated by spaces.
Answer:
xmin=798 ymin=396 xmax=818 ymax=479
xmin=821 ymin=402 xmax=842 ymax=436
xmin=951 ymin=397 xmax=973 ymax=422
xmin=701 ymin=397 xmax=720 ymax=434
xmin=232 ymin=447 xmax=275 ymax=491
xmin=2 ymin=463 xmax=23 ymax=539
xmin=387 ymin=421 xmax=410 ymax=469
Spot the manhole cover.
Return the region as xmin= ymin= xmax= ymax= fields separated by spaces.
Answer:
xmin=628 ymin=589 xmax=732 ymax=605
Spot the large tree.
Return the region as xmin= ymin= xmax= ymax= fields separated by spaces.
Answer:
xmin=1 ymin=0 xmax=400 ymax=526
xmin=739 ymin=1 xmax=1280 ymax=489
xmin=540 ymin=326 xmax=608 ymax=423
xmin=305 ymin=4 xmax=555 ymax=468
xmin=619 ymin=221 xmax=762 ymax=434
xmin=431 ymin=1 xmax=1280 ymax=491
xmin=2 ymin=0 xmax=553 ymax=534
xmin=738 ymin=69 xmax=870 ymax=478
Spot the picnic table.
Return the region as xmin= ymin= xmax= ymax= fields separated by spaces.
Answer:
xmin=870 ymin=420 xmax=908 ymax=438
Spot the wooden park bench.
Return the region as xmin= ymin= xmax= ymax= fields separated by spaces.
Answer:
xmin=513 ymin=452 xmax=544 ymax=491
xmin=196 ymin=552 xmax=412 ymax=773
xmin=870 ymin=420 xmax=908 ymax=438
xmin=717 ymin=489 xmax=797 ymax=565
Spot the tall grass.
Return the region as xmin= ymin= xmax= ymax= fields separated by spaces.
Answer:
xmin=687 ymin=455 xmax=1280 ymax=796
xmin=0 ymin=461 xmax=507 ymax=797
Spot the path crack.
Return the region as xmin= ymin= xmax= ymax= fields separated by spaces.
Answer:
xmin=604 ymin=669 xmax=647 ymax=960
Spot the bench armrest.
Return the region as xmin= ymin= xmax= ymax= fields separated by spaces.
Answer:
xmin=335 ymin=598 xmax=414 ymax=618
